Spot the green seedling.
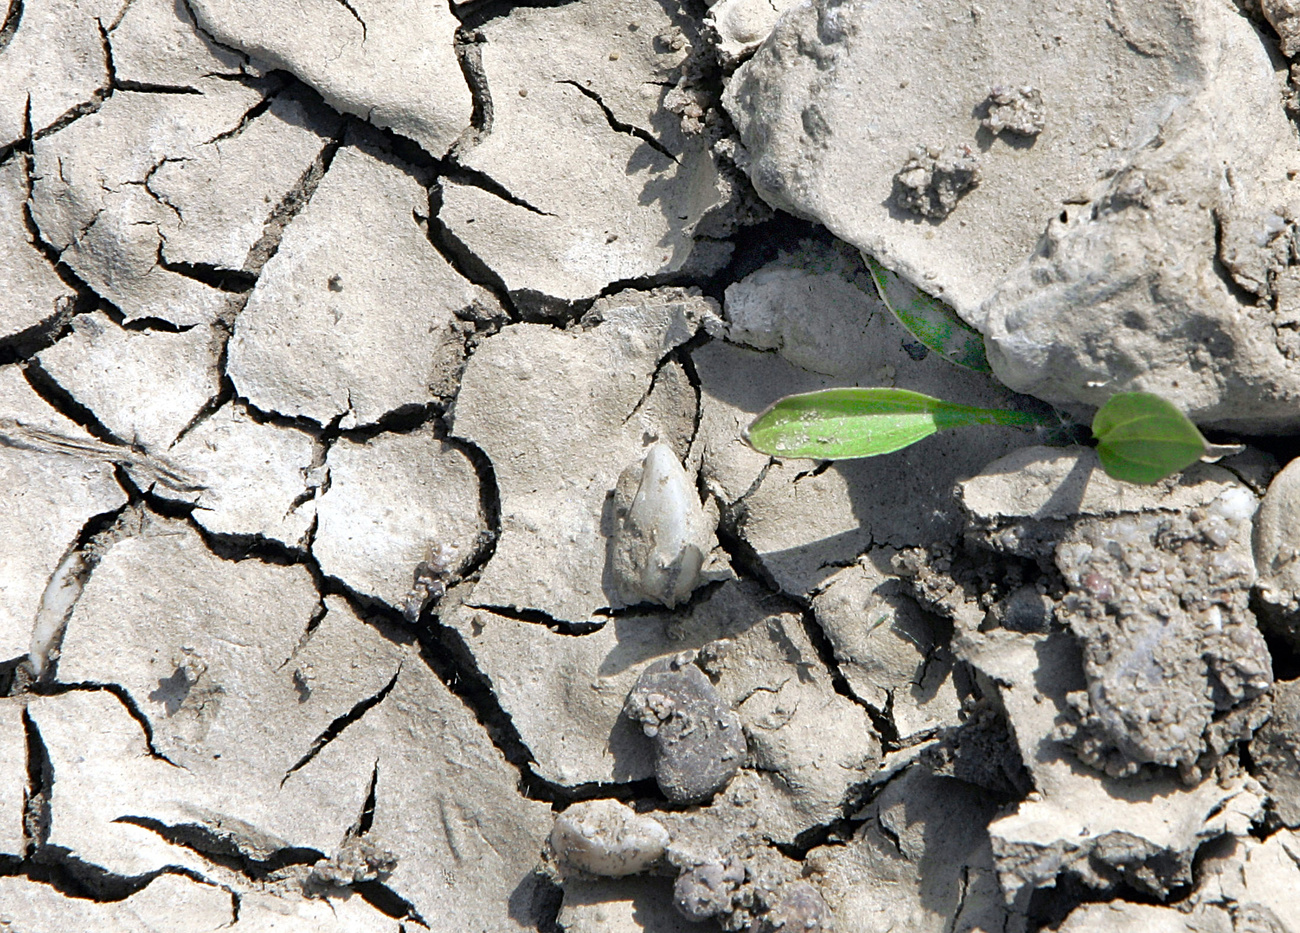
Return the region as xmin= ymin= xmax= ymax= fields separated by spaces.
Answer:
xmin=863 ymin=254 xmax=992 ymax=373
xmin=745 ymin=387 xmax=1232 ymax=486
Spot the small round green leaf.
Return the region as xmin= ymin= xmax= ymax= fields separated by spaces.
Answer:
xmin=1091 ymin=392 xmax=1209 ymax=484
xmin=745 ymin=387 xmax=1053 ymax=460
xmin=863 ymin=254 xmax=992 ymax=373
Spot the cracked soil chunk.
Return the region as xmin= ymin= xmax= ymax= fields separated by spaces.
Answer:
xmin=109 ymin=0 xmax=245 ymax=88
xmin=35 ymin=311 xmax=221 ymax=452
xmin=313 ymin=424 xmax=484 ymax=613
xmin=1249 ymin=678 xmax=1300 ymax=827
xmin=28 ymin=80 xmax=266 ymax=327
xmin=0 ymin=366 xmax=126 ymax=661
xmin=805 ymin=766 xmax=1011 ymax=933
xmin=143 ymin=401 xmax=319 ymax=549
xmin=451 ymin=288 xmax=709 ymax=623
xmin=439 ymin=0 xmax=733 ymax=313
xmin=1251 ymin=454 xmax=1300 ymax=648
xmin=0 ymin=699 xmax=24 ymax=856
xmin=187 ymin=0 xmax=470 ymax=158
xmin=0 ymin=0 xmax=126 ymax=148
xmin=148 ymin=91 xmax=342 ymax=273
xmin=0 ymin=873 xmax=233 ymax=932
xmin=228 ymin=133 xmax=492 ymax=427
xmin=0 ymin=158 xmax=76 ymax=343
xmin=959 ymin=447 xmax=1271 ymax=779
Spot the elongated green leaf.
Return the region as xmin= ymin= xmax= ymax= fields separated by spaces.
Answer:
xmin=745 ymin=388 xmax=1054 ymax=460
xmin=1092 ymin=392 xmax=1208 ymax=484
xmin=863 ymin=254 xmax=992 ymax=373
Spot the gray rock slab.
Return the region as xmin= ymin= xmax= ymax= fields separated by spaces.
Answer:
xmin=228 ymin=136 xmax=491 ymax=427
xmin=960 ymin=628 xmax=1265 ymax=904
xmin=812 ymin=559 xmax=963 ymax=743
xmin=28 ymin=81 xmax=266 ymax=326
xmin=1250 ymin=678 xmax=1300 ymax=827
xmin=959 ymin=447 xmax=1271 ymax=779
xmin=312 ymin=425 xmax=485 ymax=613
xmin=0 ymin=366 xmax=126 ymax=662
xmin=0 ymin=0 xmax=125 ymax=148
xmin=187 ymin=0 xmax=469 ymax=157
xmin=805 ymin=766 xmax=1014 ymax=933
xmin=0 ymin=873 xmax=234 ymax=932
xmin=1055 ymin=902 xmax=1220 ymax=933
xmin=692 ymin=322 xmax=1029 ymax=597
xmin=726 ymin=0 xmax=1300 ymax=429
xmin=0 ymin=699 xmax=25 ymax=856
xmin=439 ymin=0 xmax=733 ymax=312
xmin=109 ymin=0 xmax=245 ymax=88
xmin=56 ymin=519 xmax=407 ymax=855
xmin=296 ymin=655 xmax=556 ymax=933
xmin=36 ymin=311 xmax=222 ymax=452
xmin=142 ymin=401 xmax=319 ymax=549
xmin=450 ymin=289 xmax=709 ymax=622
xmin=558 ymin=876 xmax=695 ymax=933
xmin=0 ymin=158 xmax=76 ymax=342
xmin=150 ymin=93 xmax=342 ymax=272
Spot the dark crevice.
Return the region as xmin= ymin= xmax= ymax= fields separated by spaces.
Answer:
xmin=0 ymin=0 xmax=23 ymax=53
xmin=170 ymin=371 xmax=235 ymax=449
xmin=22 ymin=360 xmax=125 ymax=445
xmin=27 ymin=848 xmax=163 ymax=900
xmin=793 ymin=460 xmax=833 ymax=483
xmin=558 ymin=80 xmax=676 ymax=162
xmin=453 ymin=0 xmax=583 ymax=31
xmin=115 ymin=82 xmax=202 ymax=95
xmin=426 ymin=181 xmax=519 ymax=321
xmin=464 ymin=603 xmax=606 ymax=636
xmin=202 ymin=91 xmax=279 ymax=148
xmin=334 ymin=0 xmax=366 ymax=39
xmin=242 ymin=120 xmax=345 ymax=276
xmin=22 ymin=709 xmax=51 ymax=855
xmin=113 ymin=815 xmax=323 ymax=880
xmin=281 ymin=667 xmax=402 ymax=785
xmin=32 ymin=682 xmax=181 ymax=767
xmin=336 ymin=402 xmax=442 ymax=444
xmin=438 ymin=166 xmax=555 ymax=217
xmin=440 ymin=435 xmax=502 ymax=579
xmin=178 ymin=0 xmax=249 ymax=66
xmin=156 ymin=255 xmax=258 ymax=293
xmin=353 ymin=880 xmax=427 ymax=925
xmin=350 ymin=761 xmax=380 ymax=838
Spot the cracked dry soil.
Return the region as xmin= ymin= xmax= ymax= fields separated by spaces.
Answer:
xmin=3 ymin=0 xmax=1300 ymax=930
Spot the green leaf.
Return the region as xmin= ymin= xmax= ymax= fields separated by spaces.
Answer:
xmin=744 ymin=387 xmax=1054 ymax=460
xmin=1091 ymin=392 xmax=1209 ymax=484
xmin=863 ymin=254 xmax=992 ymax=373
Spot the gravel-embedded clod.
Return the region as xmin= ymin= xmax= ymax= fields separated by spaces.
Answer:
xmin=671 ymin=844 xmax=830 ymax=933
xmin=609 ymin=443 xmax=719 ymax=609
xmin=892 ymin=144 xmax=981 ymax=220
xmin=981 ymin=85 xmax=1046 ymax=137
xmin=625 ymin=652 xmax=746 ymax=804
xmin=549 ymin=799 xmax=670 ymax=877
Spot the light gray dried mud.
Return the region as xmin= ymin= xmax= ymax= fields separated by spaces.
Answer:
xmin=0 ymin=698 xmax=25 ymax=855
xmin=228 ymin=131 xmax=494 ymax=427
xmin=0 ymin=158 xmax=76 ymax=342
xmin=109 ymin=0 xmax=245 ymax=87
xmin=187 ymin=0 xmax=469 ymax=157
xmin=0 ymin=366 xmax=126 ymax=661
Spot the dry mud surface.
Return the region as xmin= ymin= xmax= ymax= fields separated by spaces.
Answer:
xmin=2 ymin=0 xmax=1300 ymax=930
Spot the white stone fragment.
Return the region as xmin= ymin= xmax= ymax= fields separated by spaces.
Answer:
xmin=187 ymin=0 xmax=470 ymax=157
xmin=0 ymin=0 xmax=126 ymax=148
xmin=706 ymin=0 xmax=800 ymax=67
xmin=109 ymin=0 xmax=244 ymax=87
xmin=1252 ymin=455 xmax=1300 ymax=647
xmin=550 ymin=799 xmax=670 ymax=877
xmin=0 ymin=158 xmax=76 ymax=343
xmin=313 ymin=425 xmax=484 ymax=612
xmin=0 ymin=367 xmax=126 ymax=662
xmin=228 ymin=136 xmax=491 ymax=427
xmin=144 ymin=402 xmax=318 ymax=549
xmin=610 ymin=443 xmax=717 ymax=608
xmin=451 ymin=289 xmax=709 ymax=622
xmin=36 ymin=312 xmax=221 ymax=452
xmin=28 ymin=81 xmax=266 ymax=326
